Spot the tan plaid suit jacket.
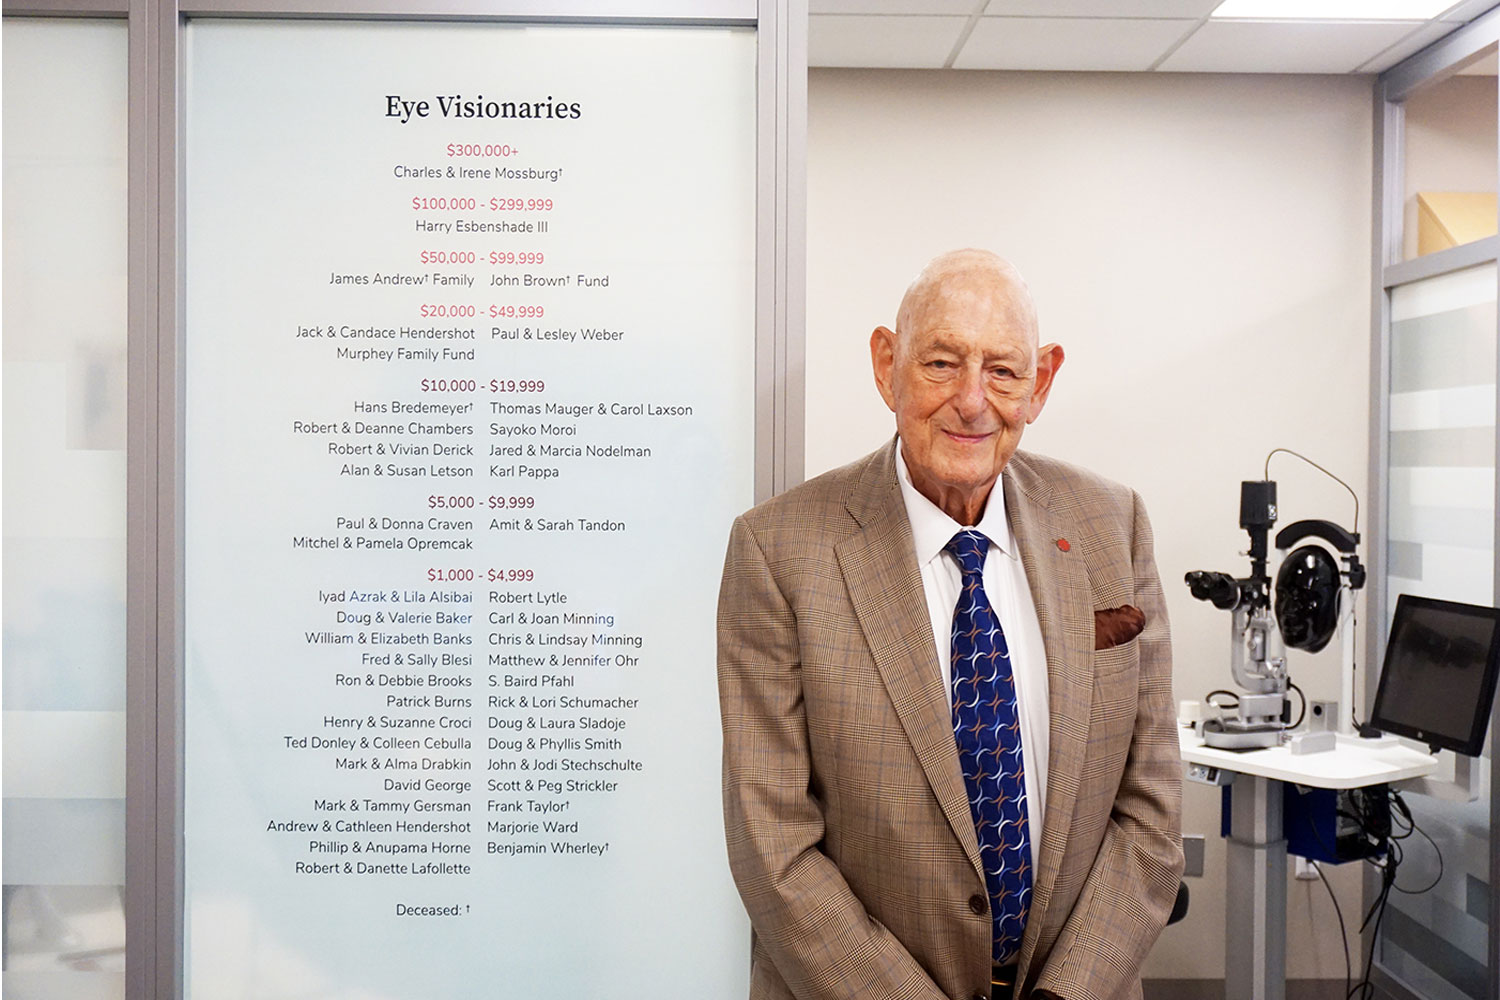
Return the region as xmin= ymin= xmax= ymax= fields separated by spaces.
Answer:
xmin=718 ymin=441 xmax=1183 ymax=1000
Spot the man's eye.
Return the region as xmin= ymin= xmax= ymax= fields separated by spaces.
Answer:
xmin=927 ymin=360 xmax=953 ymax=369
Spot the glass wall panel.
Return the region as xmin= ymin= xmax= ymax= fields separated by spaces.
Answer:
xmin=1378 ymin=262 xmax=1497 ymax=1000
xmin=1401 ymin=46 xmax=1498 ymax=262
xmin=180 ymin=18 xmax=755 ymax=998
xmin=2 ymin=17 xmax=129 ymax=1000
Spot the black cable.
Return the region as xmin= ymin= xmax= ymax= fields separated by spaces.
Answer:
xmin=1392 ymin=829 xmax=1444 ymax=895
xmin=1389 ymin=791 xmax=1444 ymax=895
xmin=1261 ymin=447 xmax=1367 ymax=731
xmin=1388 ymin=792 xmax=1414 ymax=838
xmin=1349 ymin=607 xmax=1360 ymax=733
xmin=1287 ymin=681 xmax=1307 ymax=729
xmin=1351 ymin=873 xmax=1394 ymax=1000
xmin=1349 ymin=833 xmax=1398 ymax=1000
xmin=1291 ymin=788 xmax=1375 ymax=1000
xmin=1340 ymin=786 xmax=1446 ymax=1000
xmin=1276 ymin=783 xmax=1353 ymax=990
xmin=1265 ymin=447 xmax=1360 ymax=534
xmin=1321 ymin=785 xmax=1390 ymax=1000
xmin=1287 ymin=783 xmax=1439 ymax=1000
xmin=1204 ymin=689 xmax=1240 ymax=708
xmin=1359 ymin=849 xmax=1394 ymax=933
xmin=1313 ymin=860 xmax=1353 ymax=1000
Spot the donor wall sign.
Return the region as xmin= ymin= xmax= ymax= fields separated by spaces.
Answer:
xmin=183 ymin=21 xmax=755 ymax=999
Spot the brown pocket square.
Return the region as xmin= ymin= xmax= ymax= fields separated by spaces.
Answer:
xmin=1094 ymin=605 xmax=1145 ymax=650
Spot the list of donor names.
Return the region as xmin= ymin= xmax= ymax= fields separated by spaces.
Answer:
xmin=185 ymin=24 xmax=754 ymax=995
xmin=273 ymin=132 xmax=690 ymax=886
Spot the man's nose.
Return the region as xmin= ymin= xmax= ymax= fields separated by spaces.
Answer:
xmin=953 ymin=365 xmax=987 ymax=419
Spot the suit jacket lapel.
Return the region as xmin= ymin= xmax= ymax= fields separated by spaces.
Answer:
xmin=1003 ymin=461 xmax=1096 ymax=974
xmin=834 ymin=443 xmax=983 ymax=869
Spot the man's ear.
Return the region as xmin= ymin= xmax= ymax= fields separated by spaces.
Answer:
xmin=1025 ymin=342 xmax=1065 ymax=424
xmin=870 ymin=326 xmax=898 ymax=413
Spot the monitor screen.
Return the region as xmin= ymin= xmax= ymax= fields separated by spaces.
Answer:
xmin=1370 ymin=594 xmax=1500 ymax=756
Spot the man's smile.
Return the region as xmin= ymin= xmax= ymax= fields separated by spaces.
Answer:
xmin=943 ymin=429 xmax=996 ymax=444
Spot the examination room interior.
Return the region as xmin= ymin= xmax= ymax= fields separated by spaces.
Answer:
xmin=803 ymin=4 xmax=1498 ymax=997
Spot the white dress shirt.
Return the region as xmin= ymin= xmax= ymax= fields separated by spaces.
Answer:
xmin=895 ymin=445 xmax=1049 ymax=868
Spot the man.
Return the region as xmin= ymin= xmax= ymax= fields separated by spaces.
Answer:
xmin=717 ymin=249 xmax=1182 ymax=1000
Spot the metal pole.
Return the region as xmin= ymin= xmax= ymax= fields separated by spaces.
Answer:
xmin=1225 ymin=775 xmax=1287 ymax=1000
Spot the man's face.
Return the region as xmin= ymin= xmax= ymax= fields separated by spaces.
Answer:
xmin=871 ymin=268 xmax=1062 ymax=524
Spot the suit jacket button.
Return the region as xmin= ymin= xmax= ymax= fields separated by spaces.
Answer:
xmin=968 ymin=893 xmax=986 ymax=915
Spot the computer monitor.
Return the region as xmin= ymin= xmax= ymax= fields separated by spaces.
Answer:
xmin=1369 ymin=594 xmax=1500 ymax=757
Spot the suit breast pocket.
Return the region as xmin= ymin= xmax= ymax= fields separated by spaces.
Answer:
xmin=1092 ymin=639 xmax=1139 ymax=678
xmin=1091 ymin=642 xmax=1140 ymax=746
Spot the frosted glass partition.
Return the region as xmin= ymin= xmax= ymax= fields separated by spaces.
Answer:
xmin=1386 ymin=264 xmax=1497 ymax=608
xmin=1379 ymin=263 xmax=1497 ymax=1000
xmin=1 ymin=16 xmax=130 ymax=1000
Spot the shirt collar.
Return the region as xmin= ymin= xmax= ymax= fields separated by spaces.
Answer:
xmin=894 ymin=439 xmax=1016 ymax=567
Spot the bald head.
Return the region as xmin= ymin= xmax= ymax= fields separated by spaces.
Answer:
xmin=893 ymin=249 xmax=1039 ymax=361
xmin=870 ymin=248 xmax=1063 ymax=525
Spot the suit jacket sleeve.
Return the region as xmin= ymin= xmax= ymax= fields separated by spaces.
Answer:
xmin=718 ymin=514 xmax=949 ymax=1000
xmin=1030 ymin=491 xmax=1184 ymax=1000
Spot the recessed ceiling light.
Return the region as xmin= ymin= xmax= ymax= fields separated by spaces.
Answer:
xmin=1212 ymin=0 xmax=1453 ymax=17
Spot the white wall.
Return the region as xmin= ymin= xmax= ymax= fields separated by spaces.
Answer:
xmin=807 ymin=68 xmax=1375 ymax=980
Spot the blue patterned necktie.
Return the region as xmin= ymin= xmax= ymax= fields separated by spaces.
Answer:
xmin=946 ymin=528 xmax=1031 ymax=965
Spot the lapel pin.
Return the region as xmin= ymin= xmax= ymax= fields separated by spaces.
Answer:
xmin=1056 ymin=538 xmax=1071 ymax=552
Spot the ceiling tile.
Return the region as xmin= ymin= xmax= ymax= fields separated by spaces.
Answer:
xmin=811 ymin=0 xmax=978 ymax=13
xmin=956 ymin=16 xmax=1196 ymax=70
xmin=1157 ymin=19 xmax=1421 ymax=72
xmin=1212 ymin=0 xmax=1454 ymax=17
xmin=985 ymin=0 xmax=1219 ymax=15
xmin=1354 ymin=18 xmax=1462 ymax=72
xmin=809 ymin=15 xmax=970 ymax=68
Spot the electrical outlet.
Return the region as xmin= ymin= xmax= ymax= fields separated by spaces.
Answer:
xmin=1295 ymin=856 xmax=1319 ymax=881
xmin=1183 ymin=835 xmax=1205 ymax=878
